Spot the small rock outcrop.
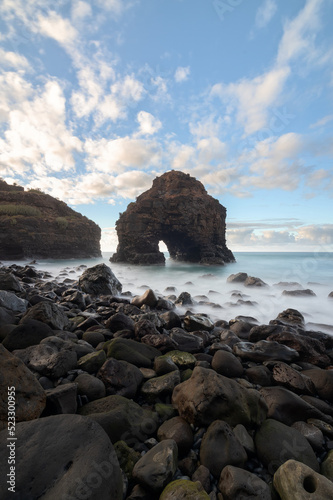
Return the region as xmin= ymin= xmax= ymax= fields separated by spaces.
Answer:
xmin=0 ymin=179 xmax=101 ymax=259
xmin=111 ymin=171 xmax=235 ymax=265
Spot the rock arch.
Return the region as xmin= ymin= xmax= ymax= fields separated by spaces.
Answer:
xmin=110 ymin=170 xmax=235 ymax=265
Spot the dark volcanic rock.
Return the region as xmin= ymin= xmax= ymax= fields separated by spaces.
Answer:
xmin=110 ymin=170 xmax=235 ymax=265
xmin=79 ymin=263 xmax=122 ymax=296
xmin=0 ymin=180 xmax=101 ymax=259
xmin=0 ymin=414 xmax=123 ymax=500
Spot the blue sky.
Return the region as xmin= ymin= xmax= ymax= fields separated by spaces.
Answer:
xmin=0 ymin=0 xmax=332 ymax=252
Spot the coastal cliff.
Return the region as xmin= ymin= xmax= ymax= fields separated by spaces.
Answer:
xmin=111 ymin=170 xmax=235 ymax=265
xmin=0 ymin=180 xmax=101 ymax=259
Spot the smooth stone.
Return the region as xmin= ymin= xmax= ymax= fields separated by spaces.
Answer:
xmin=274 ymin=459 xmax=333 ymax=499
xmin=267 ymin=331 xmax=330 ymax=366
xmin=244 ymin=276 xmax=267 ymax=287
xmin=274 ymin=308 xmax=305 ymax=326
xmin=157 ymin=416 xmax=194 ymax=457
xmin=184 ymin=314 xmax=214 ymax=332
xmin=105 ymin=312 xmax=135 ymax=332
xmin=97 ymin=358 xmax=143 ymax=398
xmin=77 ymin=349 xmax=106 ymax=373
xmin=192 ymin=465 xmax=211 ymax=493
xmin=0 ymin=290 xmax=28 ymax=313
xmin=159 ymin=310 xmax=181 ymax=329
xmin=141 ymin=333 xmax=178 ymax=353
xmin=82 ymin=330 xmax=105 ymax=347
xmin=160 ymin=479 xmax=210 ymax=499
xmin=260 ymin=386 xmax=331 ymax=426
xmin=170 ymin=328 xmax=204 ymax=353
xmin=282 ymin=288 xmax=316 ymax=297
xmin=291 ymin=421 xmax=325 ymax=451
xmin=302 ymin=368 xmax=333 ymax=402
xmin=233 ymin=340 xmax=299 ymax=363
xmin=0 ymin=306 xmax=16 ymax=327
xmin=78 ymin=395 xmax=158 ymax=444
xmin=175 ymin=292 xmax=193 ymax=305
xmin=0 ymin=344 xmax=46 ymax=422
xmin=154 ymin=355 xmax=179 ymax=375
xmin=75 ymin=373 xmax=106 ymax=401
xmin=2 ymin=319 xmax=54 ymax=351
xmin=131 ymin=288 xmax=158 ymax=308
xmin=79 ymin=263 xmax=122 ymax=295
xmin=219 ymin=465 xmax=272 ymax=500
xmin=246 ymin=365 xmax=273 ymax=386
xmin=172 ymin=366 xmax=267 ymax=427
xmin=20 ymin=301 xmax=69 ymax=330
xmin=200 ymin=420 xmax=247 ymax=478
xmin=103 ymin=338 xmax=160 ymax=368
xmin=255 ymin=419 xmax=320 ymax=474
xmin=211 ymin=350 xmax=244 ymax=378
xmin=132 ymin=439 xmax=178 ymax=492
xmin=233 ymin=424 xmax=256 ymax=454
xmin=321 ymin=449 xmax=333 ymax=481
xmin=0 ymin=414 xmax=123 ymax=500
xmin=141 ymin=370 xmax=180 ymax=402
xmin=0 ymin=271 xmax=24 ymax=292
xmin=227 ymin=273 xmax=248 ymax=283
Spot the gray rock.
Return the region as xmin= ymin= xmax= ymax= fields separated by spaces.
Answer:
xmin=233 ymin=340 xmax=299 ymax=363
xmin=244 ymin=276 xmax=267 ymax=287
xmin=82 ymin=330 xmax=105 ymax=347
xmin=170 ymin=328 xmax=204 ymax=353
xmin=0 ymin=290 xmax=28 ymax=313
xmin=274 ymin=459 xmax=333 ymax=499
xmin=154 ymin=355 xmax=179 ymax=375
xmin=104 ymin=338 xmax=160 ymax=368
xmin=200 ymin=420 xmax=247 ymax=477
xmin=97 ymin=358 xmax=143 ymax=398
xmin=76 ymin=373 xmax=106 ymax=401
xmin=132 ymin=439 xmax=178 ymax=492
xmin=157 ymin=416 xmax=193 ymax=456
xmin=245 ymin=365 xmax=273 ymax=386
xmin=163 ymin=350 xmax=197 ymax=369
xmin=77 ymin=349 xmax=106 ymax=373
xmin=44 ymin=382 xmax=78 ymax=415
xmin=282 ymin=288 xmax=316 ymax=297
xmin=79 ymin=263 xmax=122 ymax=296
xmin=105 ymin=312 xmax=135 ymax=332
xmin=0 ymin=344 xmax=46 ymax=422
xmin=227 ymin=272 xmax=248 ymax=283
xmin=219 ymin=465 xmax=272 ymax=500
xmin=0 ymin=306 xmax=15 ymax=327
xmin=255 ymin=419 xmax=320 ymax=473
xmin=0 ymin=271 xmax=23 ymax=292
xmin=141 ymin=370 xmax=180 ymax=401
xmin=211 ymin=350 xmax=244 ymax=378
xmin=184 ymin=314 xmax=214 ymax=332
xmin=302 ymin=368 xmax=333 ymax=402
xmin=175 ymin=291 xmax=193 ymax=305
xmin=269 ymin=361 xmax=315 ymax=395
xmin=233 ymin=424 xmax=256 ymax=454
xmin=172 ymin=366 xmax=267 ymax=427
xmin=2 ymin=319 xmax=54 ymax=351
xmin=321 ymin=449 xmax=333 ymax=481
xmin=0 ymin=414 xmax=123 ymax=500
xmin=20 ymin=301 xmax=69 ymax=330
xmin=291 ymin=421 xmax=325 ymax=451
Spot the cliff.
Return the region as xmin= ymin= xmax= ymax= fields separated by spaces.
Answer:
xmin=0 ymin=180 xmax=101 ymax=259
xmin=111 ymin=170 xmax=235 ymax=265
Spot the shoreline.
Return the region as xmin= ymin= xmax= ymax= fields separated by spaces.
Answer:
xmin=1 ymin=261 xmax=333 ymax=498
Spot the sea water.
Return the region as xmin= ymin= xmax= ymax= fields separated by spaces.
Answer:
xmin=2 ymin=252 xmax=333 ymax=332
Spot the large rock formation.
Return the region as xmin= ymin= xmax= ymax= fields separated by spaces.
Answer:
xmin=111 ymin=171 xmax=235 ymax=265
xmin=0 ymin=180 xmax=101 ymax=259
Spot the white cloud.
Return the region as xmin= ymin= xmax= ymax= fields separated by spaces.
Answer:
xmin=174 ymin=66 xmax=190 ymax=83
xmin=137 ymin=111 xmax=162 ymax=136
xmin=101 ymin=227 xmax=118 ymax=252
xmin=197 ymin=137 xmax=227 ymax=163
xmin=0 ymin=71 xmax=32 ymax=122
xmin=255 ymin=0 xmax=277 ymax=29
xmin=310 ymin=114 xmax=333 ymax=129
xmin=0 ymin=48 xmax=29 ymax=69
xmin=113 ymin=170 xmax=155 ymax=199
xmin=71 ymin=1 xmax=92 ymax=21
xmin=37 ymin=11 xmax=78 ymax=47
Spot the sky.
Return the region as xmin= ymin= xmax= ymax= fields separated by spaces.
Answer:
xmin=0 ymin=0 xmax=332 ymax=253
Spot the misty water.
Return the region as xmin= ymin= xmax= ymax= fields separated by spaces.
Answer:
xmin=3 ymin=252 xmax=332 ymax=333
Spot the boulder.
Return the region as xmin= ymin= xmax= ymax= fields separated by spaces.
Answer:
xmin=132 ymin=439 xmax=178 ymax=492
xmin=0 ymin=344 xmax=46 ymax=422
xmin=172 ymin=366 xmax=267 ymax=427
xmin=211 ymin=350 xmax=244 ymax=378
xmin=219 ymin=465 xmax=272 ymax=500
xmin=2 ymin=319 xmax=53 ymax=351
xmin=0 ymin=271 xmax=23 ymax=292
xmin=302 ymin=368 xmax=333 ymax=402
xmin=0 ymin=290 xmax=28 ymax=313
xmin=131 ymin=289 xmax=158 ymax=308
xmin=244 ymin=276 xmax=267 ymax=287
xmin=104 ymin=338 xmax=160 ymax=367
xmin=20 ymin=301 xmax=69 ymax=330
xmin=77 ymin=349 xmax=106 ymax=373
xmin=269 ymin=361 xmax=315 ymax=395
xmin=233 ymin=340 xmax=299 ymax=363
xmin=274 ymin=459 xmax=333 ymax=499
xmin=97 ymin=358 xmax=143 ymax=398
xmin=183 ymin=314 xmax=214 ymax=332
xmin=79 ymin=263 xmax=122 ymax=296
xmin=141 ymin=370 xmax=180 ymax=401
xmin=157 ymin=416 xmax=193 ymax=456
xmin=105 ymin=312 xmax=135 ymax=332
xmin=75 ymin=373 xmax=106 ymax=401
xmin=110 ymin=170 xmax=235 ymax=265
xmin=227 ymin=272 xmax=248 ymax=283
xmin=169 ymin=328 xmax=204 ymax=353
xmin=267 ymin=331 xmax=330 ymax=366
xmin=255 ymin=419 xmax=320 ymax=473
xmin=0 ymin=414 xmax=122 ymax=500
xmin=160 ymin=479 xmax=210 ymax=499
xmin=44 ymin=382 xmax=78 ymax=415
xmin=199 ymin=420 xmax=247 ymax=477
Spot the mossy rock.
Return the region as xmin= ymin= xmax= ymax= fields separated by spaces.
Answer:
xmin=181 ymin=369 xmax=193 ymax=382
xmin=103 ymin=338 xmax=160 ymax=367
xmin=163 ymin=350 xmax=196 ymax=369
xmin=77 ymin=349 xmax=106 ymax=373
xmin=155 ymin=403 xmax=178 ymax=421
xmin=114 ymin=440 xmax=141 ymax=478
xmin=160 ymin=479 xmax=210 ymax=499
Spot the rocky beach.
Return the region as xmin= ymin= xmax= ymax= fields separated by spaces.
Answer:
xmin=1 ymin=261 xmax=333 ymax=499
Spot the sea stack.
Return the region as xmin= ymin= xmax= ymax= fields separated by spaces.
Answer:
xmin=111 ymin=170 xmax=235 ymax=265
xmin=0 ymin=180 xmax=101 ymax=259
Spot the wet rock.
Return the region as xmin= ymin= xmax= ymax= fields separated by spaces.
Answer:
xmin=248 ymin=324 xmax=284 ymax=342
xmin=273 ymin=308 xmax=305 ymax=327
xmin=131 ymin=289 xmax=158 ymax=308
xmin=0 ymin=344 xmax=46 ymax=422
xmin=157 ymin=416 xmax=193 ymax=456
xmin=75 ymin=373 xmax=106 ymax=401
xmin=154 ymin=355 xmax=179 ymax=375
xmin=141 ymin=333 xmax=178 ymax=353
xmin=105 ymin=312 xmax=135 ymax=332
xmin=184 ymin=314 xmax=214 ymax=332
xmin=0 ymin=306 xmax=15 ymax=327
xmin=0 ymin=290 xmax=28 ymax=313
xmin=159 ymin=310 xmax=182 ymax=329
xmin=219 ymin=330 xmax=241 ymax=348
xmin=244 ymin=276 xmax=267 ymax=287
xmin=79 ymin=263 xmax=122 ymax=296
xmin=175 ymin=291 xmax=193 ymax=306
xmin=255 ymin=419 xmax=320 ymax=473
xmin=162 ymin=350 xmax=197 ymax=369
xmin=104 ymin=338 xmax=160 ymax=368
xmin=282 ymin=288 xmax=316 ymax=297
xmin=227 ymin=272 xmax=248 ymax=283
xmin=141 ymin=370 xmax=180 ymax=402
xmin=172 ymin=366 xmax=267 ymax=427
xmin=260 ymin=386 xmax=331 ymax=426
xmin=77 ymin=349 xmax=106 ymax=373
xmin=200 ymin=420 xmax=247 ymax=478
xmin=2 ymin=319 xmax=54 ymax=351
xmin=0 ymin=270 xmax=24 ymax=292
xmin=170 ymin=328 xmax=204 ymax=353
xmin=0 ymin=414 xmax=123 ymax=500
xmin=160 ymin=479 xmax=210 ymax=499
xmin=78 ymin=394 xmax=158 ymax=444
xmin=268 ymin=361 xmax=315 ymax=395
xmin=291 ymin=421 xmax=325 ymax=451
xmin=302 ymin=368 xmax=333 ymax=402
xmin=114 ymin=440 xmax=141 ymax=480
xmin=301 ymin=395 xmax=333 ymax=418
xmin=219 ymin=465 xmax=272 ymax=500
xmin=267 ymin=331 xmax=330 ymax=366
xmin=20 ymin=301 xmax=69 ymax=330
xmin=233 ymin=340 xmax=299 ymax=363
xmin=132 ymin=439 xmax=178 ymax=492
xmin=274 ymin=459 xmax=333 ymax=499
xmin=211 ymin=350 xmax=244 ymax=378
xmin=44 ymin=383 xmax=77 ymax=415
xmin=192 ymin=465 xmax=211 ymax=493
xmin=97 ymin=358 xmax=143 ymax=398
xmin=246 ymin=365 xmax=273 ymax=386
xmin=134 ymin=318 xmax=159 ymax=338
xmin=82 ymin=330 xmax=105 ymax=347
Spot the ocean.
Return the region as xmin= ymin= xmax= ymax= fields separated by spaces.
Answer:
xmin=2 ymin=252 xmax=333 ymax=333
